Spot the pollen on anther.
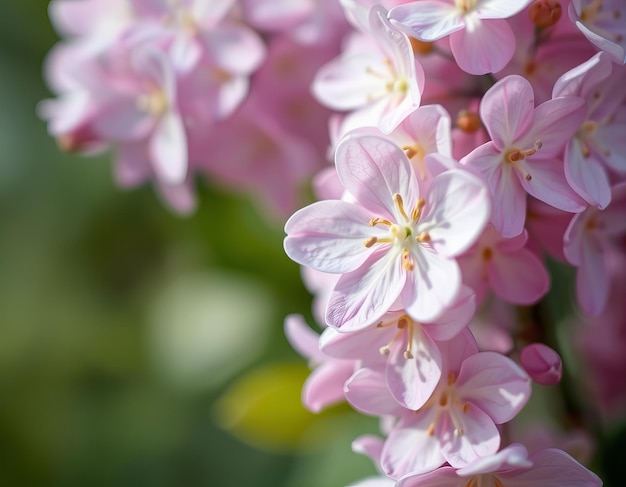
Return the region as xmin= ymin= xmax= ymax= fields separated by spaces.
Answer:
xmin=364 ymin=236 xmax=378 ymax=248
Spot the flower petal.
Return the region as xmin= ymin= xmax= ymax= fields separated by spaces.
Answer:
xmin=327 ymin=249 xmax=406 ymax=331
xmin=479 ymin=75 xmax=535 ymax=148
xmin=420 ymin=169 xmax=491 ymax=257
xmin=457 ymin=352 xmax=531 ymax=424
xmin=336 ymin=134 xmax=420 ymax=218
xmin=284 ymin=200 xmax=382 ymax=274
xmin=449 ymin=18 xmax=515 ymax=75
xmin=388 ymin=1 xmax=466 ymax=42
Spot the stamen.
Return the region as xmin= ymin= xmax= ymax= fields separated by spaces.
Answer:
xmin=402 ymin=248 xmax=415 ymax=271
xmin=369 ymin=217 xmax=393 ymax=227
xmin=411 ymin=198 xmax=426 ymax=222
xmin=439 ymin=393 xmax=449 ymax=407
xmin=426 ymin=422 xmax=436 ymax=436
xmin=453 ymin=427 xmax=464 ymax=437
xmin=403 ymin=320 xmax=414 ymax=359
xmin=416 ymin=231 xmax=431 ymax=243
xmin=448 ymin=373 xmax=457 ymax=385
xmin=364 ymin=237 xmax=378 ymax=248
xmin=393 ymin=193 xmax=410 ymax=221
xmin=494 ymin=478 xmax=505 ymax=487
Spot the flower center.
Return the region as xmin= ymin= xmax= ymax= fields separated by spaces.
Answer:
xmin=504 ymin=140 xmax=542 ymax=181
xmin=377 ymin=315 xmax=419 ymax=359
xmin=424 ymin=372 xmax=472 ymax=436
xmin=137 ymin=88 xmax=168 ymax=117
xmin=455 ymin=0 xmax=479 ymax=13
xmin=366 ymin=58 xmax=408 ymax=101
xmin=364 ymin=194 xmax=430 ymax=271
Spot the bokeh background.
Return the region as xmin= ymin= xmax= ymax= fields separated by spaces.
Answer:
xmin=0 ymin=2 xmax=379 ymax=486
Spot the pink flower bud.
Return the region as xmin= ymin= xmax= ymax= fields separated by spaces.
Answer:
xmin=520 ymin=343 xmax=562 ymax=385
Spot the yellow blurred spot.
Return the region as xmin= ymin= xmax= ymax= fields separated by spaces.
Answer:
xmin=214 ymin=362 xmax=346 ymax=452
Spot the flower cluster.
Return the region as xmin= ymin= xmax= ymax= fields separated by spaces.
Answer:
xmin=40 ymin=0 xmax=626 ymax=485
xmin=283 ymin=0 xmax=626 ymax=485
xmin=40 ymin=0 xmax=348 ymax=217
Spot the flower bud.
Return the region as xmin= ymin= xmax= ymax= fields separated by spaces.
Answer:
xmin=456 ymin=110 xmax=482 ymax=133
xmin=529 ymin=0 xmax=562 ymax=29
xmin=520 ymin=343 xmax=563 ymax=385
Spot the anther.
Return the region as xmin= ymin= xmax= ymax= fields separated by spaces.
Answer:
xmin=402 ymin=248 xmax=415 ymax=271
xmin=411 ymin=198 xmax=426 ymax=221
xmin=393 ymin=193 xmax=410 ymax=221
xmin=453 ymin=428 xmax=464 ymax=437
xmin=416 ymin=231 xmax=431 ymax=243
xmin=370 ymin=217 xmax=392 ymax=227
xmin=426 ymin=422 xmax=436 ymax=436
xmin=447 ymin=372 xmax=456 ymax=385
xmin=364 ymin=237 xmax=378 ymax=248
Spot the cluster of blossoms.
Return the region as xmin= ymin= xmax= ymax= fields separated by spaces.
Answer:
xmin=40 ymin=0 xmax=626 ymax=486
xmin=40 ymin=0 xmax=349 ymax=217
xmin=283 ymin=0 xmax=626 ymax=485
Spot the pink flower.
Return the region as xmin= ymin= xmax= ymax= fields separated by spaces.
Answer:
xmin=321 ymin=291 xmax=475 ymax=410
xmin=343 ymin=104 xmax=453 ymax=179
xmin=388 ymin=0 xmax=532 ymax=74
xmin=569 ymin=0 xmax=626 ymax=64
xmin=461 ymin=74 xmax=587 ymax=237
xmin=284 ymin=134 xmax=490 ymax=331
xmin=380 ymin=339 xmax=530 ymax=476
xmin=564 ymin=182 xmax=626 ymax=315
xmin=312 ymin=6 xmax=425 ymax=134
xmin=457 ymin=224 xmax=550 ymax=305
xmin=553 ymin=52 xmax=626 ymax=209
xmin=397 ymin=443 xmax=602 ymax=487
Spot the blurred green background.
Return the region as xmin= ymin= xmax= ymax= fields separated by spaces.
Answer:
xmin=0 ymin=2 xmax=378 ymax=486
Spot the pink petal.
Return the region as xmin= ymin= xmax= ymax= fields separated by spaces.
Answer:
xmin=489 ymin=248 xmax=550 ymax=304
xmin=303 ymin=361 xmax=354 ymax=413
xmin=284 ymin=314 xmax=324 ymax=363
xmin=319 ymin=324 xmax=390 ymax=360
xmin=388 ymin=1 xmax=466 ymax=42
xmin=576 ymin=234 xmax=609 ymax=315
xmin=449 ymin=18 xmax=515 ymax=75
xmin=479 ymin=75 xmax=535 ymax=148
xmin=457 ymin=352 xmax=531 ymax=424
xmin=456 ymin=443 xmax=531 ymax=476
xmin=284 ymin=200 xmax=381 ymax=274
xmin=382 ymin=412 xmax=446 ymax=478
xmin=344 ymin=367 xmax=403 ymax=416
xmin=336 ymin=134 xmax=420 ymax=218
xmin=507 ymin=448 xmax=603 ymax=486
xmin=564 ymin=139 xmax=611 ymax=209
xmin=386 ymin=326 xmax=442 ymax=410
xmin=422 ymin=285 xmax=476 ymax=341
xmin=475 ymin=0 xmax=532 ymax=19
xmin=420 ymin=169 xmax=491 ymax=257
xmin=520 ymin=157 xmax=587 ymax=213
xmin=149 ymin=110 xmax=188 ymax=184
xmin=518 ymin=96 xmax=586 ymax=158
xmin=440 ymin=405 xmax=501 ymax=468
xmin=403 ymin=250 xmax=461 ymax=323
xmin=327 ymin=250 xmax=406 ymax=331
